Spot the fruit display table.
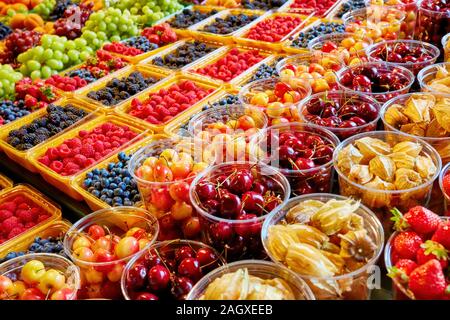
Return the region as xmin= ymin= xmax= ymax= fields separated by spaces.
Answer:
xmin=0 ymin=0 xmax=449 ymax=302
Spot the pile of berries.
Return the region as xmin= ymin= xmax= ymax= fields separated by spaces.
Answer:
xmin=142 ymin=24 xmax=178 ymax=46
xmin=246 ymin=61 xmax=280 ymax=84
xmin=202 ymin=14 xmax=259 ymax=35
xmin=38 ymin=122 xmax=139 ymax=176
xmin=388 ymin=207 xmax=450 ymax=300
xmin=336 ymin=0 xmax=366 ymax=18
xmin=0 ymin=22 xmax=12 ymax=40
xmin=0 ymin=195 xmax=51 ymax=244
xmin=291 ymin=22 xmax=345 ymax=48
xmin=87 ymin=71 xmax=160 ymax=107
xmin=103 ymin=43 xmax=145 ymax=57
xmin=245 ymin=16 xmax=303 ymax=42
xmin=242 ymin=0 xmax=287 ymax=10
xmin=168 ymin=8 xmax=219 ymax=29
xmin=7 ymin=104 xmax=89 ymax=151
xmin=53 ymin=2 xmax=93 ymax=39
xmin=194 ymin=48 xmax=265 ymax=82
xmin=0 ymin=236 xmax=66 ymax=264
xmin=66 ymin=69 xmax=97 ymax=84
xmin=288 ymin=0 xmax=338 ymax=16
xmin=128 ymin=80 xmax=214 ymax=125
xmin=45 ymin=75 xmax=88 ymax=92
xmin=82 ymin=152 xmax=141 ymax=207
xmin=83 ymin=50 xmax=127 ymax=79
xmin=15 ymin=78 xmax=59 ymax=110
xmin=0 ymin=101 xmax=31 ymax=126
xmin=151 ymin=41 xmax=217 ymax=70
xmin=122 ymin=36 xmax=158 ymax=53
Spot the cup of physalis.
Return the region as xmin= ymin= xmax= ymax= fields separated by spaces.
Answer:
xmin=417 ymin=63 xmax=450 ymax=94
xmin=261 ymin=194 xmax=384 ymax=300
xmin=0 ymin=253 xmax=80 ymax=300
xmin=187 ymin=260 xmax=315 ymax=300
xmin=333 ymin=131 xmax=441 ymax=233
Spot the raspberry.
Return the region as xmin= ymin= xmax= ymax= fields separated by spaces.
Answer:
xmin=80 ymin=144 xmax=95 ymax=158
xmin=16 ymin=209 xmax=34 ymax=223
xmin=94 ymin=152 xmax=102 ymax=161
xmin=58 ymin=144 xmax=72 ymax=158
xmin=8 ymin=227 xmax=24 ymax=239
xmin=12 ymin=195 xmax=26 ymax=204
xmin=0 ymin=201 xmax=16 ymax=212
xmin=94 ymin=141 xmax=104 ymax=152
xmin=64 ymin=161 xmax=80 ymax=172
xmin=0 ymin=209 xmax=13 ymax=222
xmin=39 ymin=155 xmax=51 ymax=166
xmin=63 ymin=157 xmax=76 ymax=166
xmin=37 ymin=214 xmax=49 ymax=223
xmin=17 ymin=202 xmax=31 ymax=210
xmin=101 ymin=122 xmax=113 ymax=132
xmin=47 ymin=147 xmax=60 ymax=160
xmin=79 ymin=130 xmax=88 ymax=137
xmin=2 ymin=216 xmax=20 ymax=233
xmin=50 ymin=160 xmax=64 ymax=173
xmin=24 ymin=222 xmax=35 ymax=228
xmin=74 ymin=154 xmax=87 ymax=166
xmin=85 ymin=158 xmax=96 ymax=167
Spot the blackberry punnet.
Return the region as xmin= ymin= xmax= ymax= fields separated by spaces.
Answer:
xmin=168 ymin=8 xmax=219 ymax=29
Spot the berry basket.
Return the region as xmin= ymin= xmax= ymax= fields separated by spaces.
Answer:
xmin=71 ymin=134 xmax=167 ymax=211
xmin=115 ymin=72 xmax=221 ymax=133
xmin=186 ymin=46 xmax=272 ymax=86
xmin=0 ymin=184 xmax=61 ymax=255
xmin=189 ymin=8 xmax=267 ymax=45
xmin=233 ymin=12 xmax=316 ymax=52
xmin=76 ymin=65 xmax=170 ymax=110
xmin=0 ymin=174 xmax=13 ymax=191
xmin=139 ymin=39 xmax=223 ymax=74
xmin=27 ymin=114 xmax=151 ymax=200
xmin=0 ymin=220 xmax=71 ymax=259
xmin=0 ymin=98 xmax=102 ymax=173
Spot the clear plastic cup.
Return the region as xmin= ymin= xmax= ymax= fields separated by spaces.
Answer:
xmin=439 ymin=163 xmax=450 ymax=215
xmin=187 ymin=104 xmax=268 ymax=164
xmin=381 ymin=92 xmax=450 ymax=165
xmin=63 ymin=207 xmax=159 ymax=300
xmin=299 ymin=90 xmax=381 ymax=140
xmin=238 ymin=77 xmax=311 ymax=124
xmin=417 ymin=62 xmax=450 ymax=93
xmin=121 ymin=239 xmax=225 ymax=300
xmin=342 ymin=6 xmax=406 ymax=42
xmin=384 ymin=216 xmax=449 ymax=300
xmin=333 ymin=131 xmax=442 ymax=233
xmin=442 ymin=33 xmax=450 ymax=61
xmin=366 ymin=40 xmax=440 ymax=75
xmin=128 ymin=137 xmax=210 ymax=240
xmin=415 ymin=0 xmax=450 ymax=49
xmin=186 ymin=260 xmax=315 ymax=300
xmin=251 ymin=122 xmax=340 ymax=196
xmin=261 ymin=193 xmax=384 ymax=300
xmin=275 ymin=53 xmax=344 ymax=93
xmin=308 ymin=32 xmax=373 ymax=65
xmin=189 ymin=162 xmax=291 ymax=262
xmin=0 ymin=253 xmax=80 ymax=300
xmin=336 ymin=62 xmax=415 ymax=103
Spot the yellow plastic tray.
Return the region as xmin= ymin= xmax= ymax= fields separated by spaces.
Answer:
xmin=0 ymin=220 xmax=71 ymax=259
xmin=71 ymin=134 xmax=167 ymax=211
xmin=0 ymin=184 xmax=62 ymax=254
xmin=164 ymin=86 xmax=240 ymax=137
xmin=185 ymin=46 xmax=273 ymax=86
xmin=115 ymin=72 xmax=222 ymax=133
xmin=0 ymin=173 xmax=13 ymax=191
xmin=281 ymin=18 xmax=343 ymax=54
xmin=0 ymin=99 xmax=103 ymax=173
xmin=139 ymin=39 xmax=223 ymax=74
xmin=189 ymin=8 xmax=267 ymax=45
xmin=27 ymin=114 xmax=152 ymax=200
xmin=233 ymin=12 xmax=317 ymax=52
xmin=75 ymin=65 xmax=171 ymax=111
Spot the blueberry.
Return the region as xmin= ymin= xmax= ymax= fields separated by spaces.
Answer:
xmin=291 ymin=22 xmax=345 ymax=48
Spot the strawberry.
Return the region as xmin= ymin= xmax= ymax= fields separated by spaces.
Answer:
xmin=409 ymin=259 xmax=447 ymax=299
xmin=387 ymin=259 xmax=417 ymax=283
xmin=442 ymin=172 xmax=450 ymax=196
xmin=431 ymin=221 xmax=450 ymax=250
xmin=391 ymin=207 xmax=440 ymax=234
xmin=393 ymin=231 xmax=423 ymax=260
xmin=416 ymin=240 xmax=448 ymax=268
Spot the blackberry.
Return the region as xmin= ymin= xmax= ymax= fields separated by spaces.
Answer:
xmin=0 ymin=22 xmax=12 ymax=40
xmin=291 ymin=22 xmax=345 ymax=48
xmin=169 ymin=9 xmax=218 ymax=29
xmin=202 ymin=14 xmax=259 ymax=35
xmin=122 ymin=36 xmax=158 ymax=52
xmin=242 ymin=0 xmax=287 ymax=10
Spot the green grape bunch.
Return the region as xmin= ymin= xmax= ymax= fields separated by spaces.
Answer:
xmin=0 ymin=64 xmax=23 ymax=100
xmin=32 ymin=0 xmax=57 ymax=20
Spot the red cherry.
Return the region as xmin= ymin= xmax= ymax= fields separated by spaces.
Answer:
xmin=241 ymin=191 xmax=265 ymax=215
xmin=196 ymin=248 xmax=217 ymax=266
xmin=294 ymin=158 xmax=316 ymax=170
xmin=234 ymin=214 xmax=261 ymax=238
xmin=212 ymin=222 xmax=233 ymax=241
xmin=252 ymin=182 xmax=267 ymax=195
xmin=148 ymin=265 xmax=170 ymax=291
xmin=136 ymin=292 xmax=159 ymax=300
xmin=229 ymin=171 xmax=253 ymax=194
xmin=178 ymin=258 xmax=201 ymax=279
xmin=171 ymin=276 xmax=194 ymax=300
xmin=175 ymin=246 xmax=195 ymax=262
xmin=353 ymin=75 xmax=372 ymax=87
xmin=314 ymin=145 xmax=334 ymax=165
xmin=126 ymin=263 xmax=148 ymax=290
xmin=195 ymin=181 xmax=217 ymax=201
xmin=219 ymin=193 xmax=242 ymax=219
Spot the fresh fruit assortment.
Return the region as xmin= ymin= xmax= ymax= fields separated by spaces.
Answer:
xmin=81 ymin=151 xmax=141 ymax=207
xmin=0 ymin=101 xmax=31 ymax=125
xmin=86 ymin=71 xmax=161 ymax=107
xmin=243 ymin=15 xmax=303 ymax=43
xmin=290 ymin=22 xmax=345 ymax=49
xmin=387 ymin=207 xmax=450 ymax=300
xmin=263 ymin=196 xmax=383 ymax=300
xmin=123 ymin=240 xmax=223 ymax=300
xmin=127 ymin=79 xmax=215 ymax=125
xmin=301 ymin=91 xmax=380 ymax=139
xmin=337 ymin=63 xmax=414 ymax=102
xmin=193 ymin=48 xmax=265 ymax=82
xmin=0 ymin=256 xmax=79 ymax=300
xmin=151 ymin=41 xmax=217 ymax=70
xmin=191 ymin=163 xmax=289 ymax=261
xmin=418 ymin=63 xmax=450 ymax=93
xmin=6 ymin=104 xmax=89 ymax=151
xmin=286 ymin=0 xmax=338 ymax=16
xmin=201 ymin=13 xmax=259 ymax=35
xmin=167 ymin=8 xmax=219 ymax=29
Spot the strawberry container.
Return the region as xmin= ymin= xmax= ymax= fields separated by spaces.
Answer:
xmin=190 ymin=162 xmax=291 ymax=262
xmin=0 ymin=174 xmax=13 ymax=191
xmin=187 ymin=260 xmax=315 ymax=300
xmin=115 ymin=72 xmax=221 ymax=133
xmin=121 ymin=239 xmax=225 ymax=300
xmin=63 ymin=207 xmax=159 ymax=300
xmin=261 ymin=193 xmax=384 ymax=300
xmin=189 ymin=8 xmax=267 ymax=45
xmin=0 ymin=98 xmax=102 ymax=173
xmin=0 ymin=184 xmax=61 ymax=255
xmin=233 ymin=12 xmax=316 ymax=52
xmin=333 ymin=131 xmax=442 ymax=234
xmin=139 ymin=39 xmax=223 ymax=74
xmin=76 ymin=65 xmax=170 ymax=111
xmin=0 ymin=253 xmax=81 ymax=300
xmin=439 ymin=163 xmax=450 ymax=215
xmin=71 ymin=134 xmax=167 ymax=211
xmin=27 ymin=114 xmax=151 ymax=200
